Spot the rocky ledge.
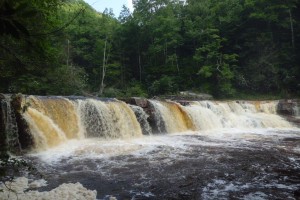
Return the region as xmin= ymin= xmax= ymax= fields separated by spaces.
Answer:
xmin=277 ymin=99 xmax=300 ymax=126
xmin=161 ymin=91 xmax=213 ymax=101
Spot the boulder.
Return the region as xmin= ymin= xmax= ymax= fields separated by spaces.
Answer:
xmin=119 ymin=97 xmax=149 ymax=108
xmin=162 ymin=91 xmax=213 ymax=101
xmin=277 ymin=99 xmax=300 ymax=127
xmin=277 ymin=99 xmax=300 ymax=116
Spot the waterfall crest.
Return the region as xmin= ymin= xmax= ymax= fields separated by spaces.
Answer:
xmin=21 ymin=97 xmax=143 ymax=150
xmin=148 ymin=100 xmax=195 ymax=133
xmin=184 ymin=101 xmax=292 ymax=129
xmin=0 ymin=94 xmax=297 ymax=151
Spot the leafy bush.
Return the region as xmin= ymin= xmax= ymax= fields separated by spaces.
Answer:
xmin=149 ymin=76 xmax=178 ymax=96
xmin=125 ymin=82 xmax=148 ymax=97
xmin=102 ymin=87 xmax=124 ymax=98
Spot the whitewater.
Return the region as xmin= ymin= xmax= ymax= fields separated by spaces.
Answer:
xmin=0 ymin=95 xmax=299 ymax=199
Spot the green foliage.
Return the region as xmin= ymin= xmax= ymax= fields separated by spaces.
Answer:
xmin=0 ymin=0 xmax=35 ymax=38
xmin=125 ymin=82 xmax=148 ymax=97
xmin=0 ymin=0 xmax=299 ymax=98
xmin=46 ymin=65 xmax=88 ymax=95
xmin=149 ymin=76 xmax=178 ymax=95
xmin=194 ymin=29 xmax=237 ymax=97
xmin=102 ymin=82 xmax=148 ymax=98
xmin=102 ymin=87 xmax=124 ymax=98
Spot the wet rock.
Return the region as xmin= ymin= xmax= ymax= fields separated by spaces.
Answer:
xmin=121 ymin=97 xmax=167 ymax=134
xmin=163 ymin=91 xmax=213 ymax=101
xmin=294 ymin=189 xmax=300 ymax=200
xmin=119 ymin=97 xmax=148 ymax=108
xmin=176 ymin=100 xmax=192 ymax=106
xmin=129 ymin=105 xmax=152 ymax=135
xmin=178 ymin=191 xmax=192 ymax=199
xmin=0 ymin=94 xmax=7 ymax=154
xmin=277 ymin=99 xmax=300 ymax=127
xmin=11 ymin=94 xmax=34 ymax=151
xmin=282 ymin=115 xmax=300 ymax=127
xmin=145 ymin=100 xmax=167 ymax=134
xmin=0 ymin=94 xmax=21 ymax=154
xmin=277 ymin=99 xmax=300 ymax=116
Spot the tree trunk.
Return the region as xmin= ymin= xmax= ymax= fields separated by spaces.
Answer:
xmin=66 ymin=39 xmax=70 ymax=67
xmin=138 ymin=43 xmax=142 ymax=82
xmin=99 ymin=38 xmax=107 ymax=95
xmin=175 ymin=53 xmax=179 ymax=73
xmin=288 ymin=9 xmax=295 ymax=49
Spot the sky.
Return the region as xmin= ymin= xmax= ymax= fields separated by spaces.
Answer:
xmin=83 ymin=0 xmax=134 ymax=17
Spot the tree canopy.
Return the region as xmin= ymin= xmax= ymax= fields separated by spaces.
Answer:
xmin=0 ymin=0 xmax=299 ymax=98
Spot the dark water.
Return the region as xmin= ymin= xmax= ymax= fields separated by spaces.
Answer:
xmin=26 ymin=129 xmax=300 ymax=200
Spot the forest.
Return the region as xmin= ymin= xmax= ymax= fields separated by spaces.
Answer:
xmin=0 ymin=0 xmax=300 ymax=99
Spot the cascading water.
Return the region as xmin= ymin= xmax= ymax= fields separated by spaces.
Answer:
xmin=77 ymin=99 xmax=118 ymax=138
xmin=21 ymin=96 xmax=143 ymax=150
xmin=0 ymin=94 xmax=21 ymax=151
xmin=183 ymin=101 xmax=292 ymax=130
xmin=22 ymin=96 xmax=81 ymax=150
xmin=106 ymin=101 xmax=143 ymax=138
xmin=293 ymin=101 xmax=300 ymax=118
xmin=148 ymin=100 xmax=195 ymax=133
xmin=184 ymin=101 xmax=225 ymax=130
xmin=145 ymin=100 xmax=292 ymax=133
xmin=129 ymin=105 xmax=152 ymax=135
xmin=0 ymin=95 xmax=293 ymax=152
xmin=1 ymin=95 xmax=300 ymax=200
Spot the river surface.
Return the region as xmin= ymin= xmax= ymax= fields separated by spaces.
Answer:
xmin=25 ymin=128 xmax=300 ymax=200
xmin=2 ymin=96 xmax=299 ymax=199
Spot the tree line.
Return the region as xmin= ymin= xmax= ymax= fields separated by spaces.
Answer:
xmin=0 ymin=0 xmax=299 ymax=98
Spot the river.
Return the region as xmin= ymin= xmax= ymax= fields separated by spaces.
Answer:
xmin=0 ymin=95 xmax=299 ymax=199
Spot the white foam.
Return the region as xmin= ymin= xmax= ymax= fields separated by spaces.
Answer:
xmin=0 ymin=177 xmax=97 ymax=200
xmin=202 ymin=177 xmax=300 ymax=200
xmin=28 ymin=179 xmax=48 ymax=189
xmin=28 ymin=128 xmax=300 ymax=166
xmin=243 ymin=192 xmax=268 ymax=200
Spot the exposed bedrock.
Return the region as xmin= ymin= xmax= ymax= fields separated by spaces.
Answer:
xmin=11 ymin=94 xmax=33 ymax=151
xmin=0 ymin=94 xmax=6 ymax=154
xmin=277 ymin=99 xmax=300 ymax=126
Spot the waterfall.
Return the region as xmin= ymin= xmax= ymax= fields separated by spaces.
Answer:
xmin=21 ymin=97 xmax=143 ymax=150
xmin=147 ymin=100 xmax=293 ymax=132
xmin=147 ymin=100 xmax=167 ymax=133
xmin=292 ymin=102 xmax=300 ymax=118
xmin=0 ymin=95 xmax=21 ymax=151
xmin=130 ymin=105 xmax=152 ymax=135
xmin=77 ymin=99 xmax=142 ymax=139
xmin=184 ymin=101 xmax=224 ymax=130
xmin=148 ymin=100 xmax=195 ymax=133
xmin=0 ymin=94 xmax=297 ymax=152
xmin=184 ymin=101 xmax=292 ymax=130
